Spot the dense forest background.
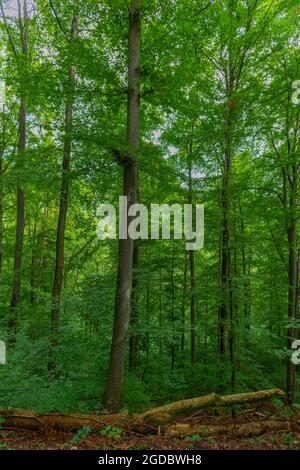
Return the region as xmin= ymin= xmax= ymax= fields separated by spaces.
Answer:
xmin=0 ymin=0 xmax=300 ymax=416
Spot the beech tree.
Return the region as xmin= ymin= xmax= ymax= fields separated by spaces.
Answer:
xmin=102 ymin=0 xmax=141 ymax=411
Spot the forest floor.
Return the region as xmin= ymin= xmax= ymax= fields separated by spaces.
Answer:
xmin=0 ymin=428 xmax=300 ymax=450
xmin=0 ymin=402 xmax=299 ymax=450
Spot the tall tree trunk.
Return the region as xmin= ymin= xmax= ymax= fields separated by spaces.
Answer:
xmin=30 ymin=212 xmax=38 ymax=305
xmin=190 ymin=248 xmax=196 ymax=365
xmin=9 ymin=0 xmax=28 ymax=342
xmin=188 ymin=136 xmax=197 ymax=366
xmin=0 ymin=102 xmax=5 ymax=273
xmin=0 ymin=146 xmax=3 ymax=274
xmin=204 ymin=302 xmax=208 ymax=361
xmin=286 ymin=176 xmax=297 ymax=403
xmin=145 ymin=280 xmax=150 ymax=371
xmin=102 ymin=0 xmax=141 ymax=411
xmin=238 ymin=201 xmax=250 ymax=334
xmin=229 ymin=200 xmax=238 ymax=392
xmin=35 ymin=205 xmax=48 ymax=304
xmin=29 ymin=206 xmax=48 ymax=340
xmin=49 ymin=13 xmax=78 ymax=370
xmin=170 ymin=248 xmax=175 ymax=371
xmin=181 ymin=254 xmax=187 ymax=353
xmin=159 ymin=268 xmax=163 ymax=354
xmin=285 ymin=109 xmax=299 ymax=404
xmin=129 ymin=163 xmax=140 ymax=369
xmin=218 ymin=63 xmax=234 ymax=358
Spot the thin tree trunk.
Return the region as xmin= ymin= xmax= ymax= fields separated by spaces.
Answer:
xmin=218 ymin=62 xmax=234 ymax=358
xmin=49 ymin=13 xmax=78 ymax=370
xmin=9 ymin=0 xmax=28 ymax=341
xmin=102 ymin=0 xmax=141 ymax=411
xmin=204 ymin=302 xmax=208 ymax=360
xmin=229 ymin=201 xmax=238 ymax=392
xmin=188 ymin=134 xmax=197 ymax=366
xmin=35 ymin=204 xmax=49 ymax=303
xmin=159 ymin=269 xmax=163 ymax=353
xmin=30 ymin=212 xmax=38 ymax=305
xmin=286 ymin=187 xmax=297 ymax=404
xmin=129 ymin=240 xmax=139 ymax=368
xmin=239 ymin=201 xmax=250 ymax=333
xmin=0 ymin=146 xmax=3 ymax=273
xmin=145 ymin=281 xmax=150 ymax=369
xmin=0 ymin=99 xmax=5 ymax=272
xmin=285 ymin=109 xmax=299 ymax=404
xmin=190 ymin=248 xmax=197 ymax=365
xmin=170 ymin=249 xmax=175 ymax=371
xmin=29 ymin=206 xmax=48 ymax=340
xmin=181 ymin=254 xmax=187 ymax=353
xmin=296 ymin=248 xmax=300 ymax=320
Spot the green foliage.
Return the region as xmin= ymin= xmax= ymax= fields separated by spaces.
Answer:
xmin=0 ymin=417 xmax=6 ymax=430
xmin=256 ymin=436 xmax=266 ymax=445
xmin=130 ymin=444 xmax=151 ymax=450
xmin=207 ymin=437 xmax=217 ymax=445
xmin=70 ymin=426 xmax=92 ymax=444
xmin=198 ymin=427 xmax=209 ymax=437
xmin=282 ymin=433 xmax=298 ymax=447
xmin=186 ymin=434 xmax=203 ymax=443
xmin=99 ymin=426 xmax=122 ymax=440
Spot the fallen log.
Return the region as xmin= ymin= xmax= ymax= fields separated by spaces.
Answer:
xmin=0 ymin=388 xmax=286 ymax=434
xmin=217 ymin=389 xmax=286 ymax=407
xmin=166 ymin=420 xmax=292 ymax=438
xmin=0 ymin=408 xmax=129 ymax=433
xmin=139 ymin=389 xmax=286 ymax=425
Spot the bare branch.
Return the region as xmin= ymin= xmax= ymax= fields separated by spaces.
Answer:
xmin=194 ymin=0 xmax=214 ymax=17
xmin=0 ymin=1 xmax=18 ymax=56
xmin=48 ymin=0 xmax=69 ymax=42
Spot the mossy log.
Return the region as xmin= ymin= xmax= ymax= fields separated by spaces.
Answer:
xmin=138 ymin=388 xmax=286 ymax=426
xmin=166 ymin=420 xmax=292 ymax=438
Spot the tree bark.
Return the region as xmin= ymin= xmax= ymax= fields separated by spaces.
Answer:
xmin=102 ymin=0 xmax=141 ymax=411
xmin=129 ymin=240 xmax=139 ymax=368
